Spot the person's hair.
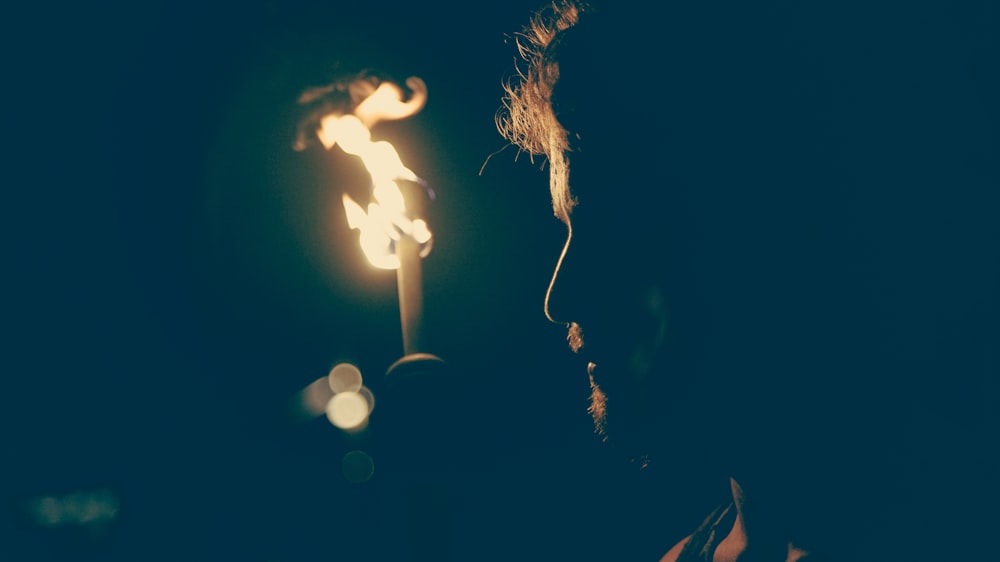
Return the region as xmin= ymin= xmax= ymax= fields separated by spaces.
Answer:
xmin=496 ymin=1 xmax=593 ymax=220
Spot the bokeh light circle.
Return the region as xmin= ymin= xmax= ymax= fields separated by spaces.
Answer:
xmin=325 ymin=391 xmax=369 ymax=430
xmin=341 ymin=450 xmax=375 ymax=484
xmin=358 ymin=385 xmax=375 ymax=416
xmin=328 ymin=362 xmax=363 ymax=394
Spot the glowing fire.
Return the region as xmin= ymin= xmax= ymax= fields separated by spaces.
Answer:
xmin=318 ymin=79 xmax=432 ymax=270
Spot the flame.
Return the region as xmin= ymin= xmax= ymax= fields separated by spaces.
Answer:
xmin=354 ymin=77 xmax=427 ymax=128
xmin=322 ymin=111 xmax=432 ymax=270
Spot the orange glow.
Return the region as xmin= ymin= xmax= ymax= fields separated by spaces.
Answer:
xmin=326 ymin=391 xmax=370 ymax=431
xmin=354 ymin=77 xmax=427 ymax=128
xmin=298 ymin=376 xmax=335 ymax=418
xmin=358 ymin=384 xmax=375 ymax=416
xmin=327 ymin=362 xmax=363 ymax=394
xmin=320 ymin=85 xmax=433 ymax=270
xmin=411 ymin=218 xmax=432 ymax=245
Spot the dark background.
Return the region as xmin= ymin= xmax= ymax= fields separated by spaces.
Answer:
xmin=6 ymin=1 xmax=686 ymax=560
xmin=5 ymin=1 xmax=997 ymax=561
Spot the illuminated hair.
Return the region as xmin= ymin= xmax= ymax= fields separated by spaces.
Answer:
xmin=497 ymin=1 xmax=595 ymax=221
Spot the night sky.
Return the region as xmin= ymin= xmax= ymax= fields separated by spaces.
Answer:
xmin=5 ymin=1 xmax=998 ymax=561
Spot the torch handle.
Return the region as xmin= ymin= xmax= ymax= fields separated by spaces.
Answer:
xmin=395 ymin=178 xmax=429 ymax=356
xmin=396 ymin=233 xmax=424 ymax=355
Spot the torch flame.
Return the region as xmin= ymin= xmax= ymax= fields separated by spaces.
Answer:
xmin=354 ymin=77 xmax=427 ymax=129
xmin=319 ymin=83 xmax=432 ymax=270
xmin=341 ymin=194 xmax=401 ymax=270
